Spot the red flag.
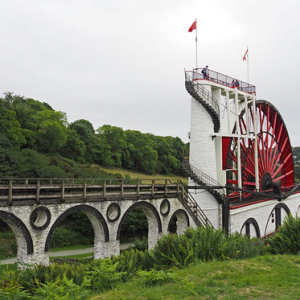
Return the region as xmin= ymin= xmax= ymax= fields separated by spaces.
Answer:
xmin=188 ymin=21 xmax=196 ymax=32
xmin=243 ymin=49 xmax=248 ymax=61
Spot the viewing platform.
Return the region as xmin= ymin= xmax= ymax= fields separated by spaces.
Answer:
xmin=185 ymin=68 xmax=256 ymax=97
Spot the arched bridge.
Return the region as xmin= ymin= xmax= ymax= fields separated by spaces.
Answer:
xmin=0 ymin=178 xmax=212 ymax=266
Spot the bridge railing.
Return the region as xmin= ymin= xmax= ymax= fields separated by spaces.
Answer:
xmin=186 ymin=68 xmax=256 ymax=94
xmin=0 ymin=178 xmax=183 ymax=205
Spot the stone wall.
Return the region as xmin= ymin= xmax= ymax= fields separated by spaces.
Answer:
xmin=0 ymin=197 xmax=196 ymax=267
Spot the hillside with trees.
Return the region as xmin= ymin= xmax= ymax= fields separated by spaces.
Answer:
xmin=0 ymin=92 xmax=188 ymax=179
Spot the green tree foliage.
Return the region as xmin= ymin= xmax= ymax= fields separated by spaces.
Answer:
xmin=147 ymin=134 xmax=185 ymax=175
xmin=59 ymin=128 xmax=86 ymax=163
xmin=125 ymin=130 xmax=158 ymax=174
xmin=0 ymin=98 xmax=25 ymax=149
xmin=96 ymin=125 xmax=128 ymax=167
xmin=0 ymin=92 xmax=187 ymax=177
xmin=70 ymin=119 xmax=99 ymax=163
xmin=120 ymin=208 xmax=148 ymax=241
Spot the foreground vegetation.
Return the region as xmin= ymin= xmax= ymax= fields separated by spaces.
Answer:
xmin=1 ymin=214 xmax=300 ymax=299
xmin=91 ymin=254 xmax=300 ymax=300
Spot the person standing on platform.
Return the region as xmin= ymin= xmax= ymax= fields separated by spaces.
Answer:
xmin=202 ymin=65 xmax=208 ymax=79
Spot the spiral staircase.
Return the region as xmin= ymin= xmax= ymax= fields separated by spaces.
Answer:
xmin=185 ymin=72 xmax=220 ymax=133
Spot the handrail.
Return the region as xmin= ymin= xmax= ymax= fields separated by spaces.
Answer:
xmin=183 ymin=159 xmax=224 ymax=197
xmin=185 ymin=71 xmax=220 ymax=117
xmin=186 ymin=68 xmax=256 ymax=94
xmin=0 ymin=178 xmax=182 ymax=205
xmin=179 ymin=188 xmax=214 ymax=228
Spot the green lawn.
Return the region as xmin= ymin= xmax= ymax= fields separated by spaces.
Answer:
xmin=89 ymin=254 xmax=300 ymax=300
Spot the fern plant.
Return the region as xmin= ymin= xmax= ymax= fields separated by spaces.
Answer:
xmin=267 ymin=213 xmax=300 ymax=254
xmin=137 ymin=269 xmax=176 ymax=286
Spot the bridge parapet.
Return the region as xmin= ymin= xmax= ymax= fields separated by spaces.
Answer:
xmin=0 ymin=178 xmax=182 ymax=206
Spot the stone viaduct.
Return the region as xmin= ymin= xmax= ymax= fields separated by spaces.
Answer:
xmin=0 ymin=178 xmax=210 ymax=267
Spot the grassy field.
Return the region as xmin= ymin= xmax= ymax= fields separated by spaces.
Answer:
xmin=96 ymin=165 xmax=188 ymax=184
xmin=89 ymin=254 xmax=300 ymax=300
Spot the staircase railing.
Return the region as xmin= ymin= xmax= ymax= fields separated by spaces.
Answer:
xmin=182 ymin=158 xmax=224 ymax=203
xmin=179 ymin=185 xmax=214 ymax=228
xmin=185 ymin=71 xmax=220 ymax=132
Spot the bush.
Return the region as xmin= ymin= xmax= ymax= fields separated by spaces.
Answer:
xmin=134 ymin=236 xmax=148 ymax=251
xmin=267 ymin=213 xmax=300 ymax=254
xmin=150 ymin=226 xmax=263 ymax=269
xmin=50 ymin=226 xmax=92 ymax=248
xmin=31 ymin=274 xmax=91 ymax=300
xmin=86 ymin=258 xmax=125 ymax=292
xmin=0 ymin=232 xmax=17 ymax=259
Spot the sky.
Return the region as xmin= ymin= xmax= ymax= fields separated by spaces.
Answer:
xmin=1 ymin=0 xmax=300 ymax=145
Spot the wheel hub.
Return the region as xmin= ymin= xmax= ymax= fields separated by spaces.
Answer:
xmin=261 ymin=173 xmax=272 ymax=192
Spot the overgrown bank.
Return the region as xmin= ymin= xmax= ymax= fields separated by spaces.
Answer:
xmin=2 ymin=214 xmax=300 ymax=299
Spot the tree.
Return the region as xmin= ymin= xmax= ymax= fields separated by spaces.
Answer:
xmin=70 ymin=119 xmax=99 ymax=163
xmin=59 ymin=128 xmax=86 ymax=163
xmin=97 ymin=125 xmax=128 ymax=167
xmin=0 ymin=99 xmax=25 ymax=149
xmin=125 ymin=130 xmax=158 ymax=174
xmin=35 ymin=110 xmax=68 ymax=153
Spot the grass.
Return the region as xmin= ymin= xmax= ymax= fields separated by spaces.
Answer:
xmin=50 ymin=252 xmax=94 ymax=262
xmin=96 ymin=165 xmax=188 ymax=184
xmin=88 ymin=254 xmax=300 ymax=300
xmin=48 ymin=244 xmax=93 ymax=253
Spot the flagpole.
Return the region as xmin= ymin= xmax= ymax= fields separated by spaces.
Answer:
xmin=195 ymin=19 xmax=198 ymax=69
xmin=247 ymin=46 xmax=249 ymax=83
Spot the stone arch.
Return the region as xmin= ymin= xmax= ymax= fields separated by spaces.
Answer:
xmin=0 ymin=211 xmax=33 ymax=255
xmin=117 ymin=201 xmax=162 ymax=249
xmin=264 ymin=203 xmax=290 ymax=236
xmin=167 ymin=209 xmax=190 ymax=235
xmin=240 ymin=218 xmax=261 ymax=238
xmin=45 ymin=204 xmax=109 ymax=252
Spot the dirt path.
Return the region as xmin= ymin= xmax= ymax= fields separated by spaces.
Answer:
xmin=0 ymin=242 xmax=134 ymax=265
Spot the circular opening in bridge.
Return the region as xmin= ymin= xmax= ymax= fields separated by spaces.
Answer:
xmin=107 ymin=203 xmax=121 ymax=222
xmin=30 ymin=207 xmax=51 ymax=230
xmin=120 ymin=207 xmax=148 ymax=251
xmin=160 ymin=199 xmax=170 ymax=216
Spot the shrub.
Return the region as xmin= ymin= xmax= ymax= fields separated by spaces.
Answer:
xmin=50 ymin=226 xmax=92 ymax=248
xmin=35 ymin=263 xmax=90 ymax=286
xmin=267 ymin=213 xmax=300 ymax=254
xmin=86 ymin=258 xmax=125 ymax=292
xmin=31 ymin=274 xmax=91 ymax=300
xmin=150 ymin=226 xmax=263 ymax=269
xmin=133 ymin=236 xmax=148 ymax=251
xmin=151 ymin=233 xmax=195 ymax=269
xmin=0 ymin=232 xmax=17 ymax=259
xmin=0 ymin=286 xmax=31 ymax=300
xmin=111 ymin=248 xmax=153 ymax=282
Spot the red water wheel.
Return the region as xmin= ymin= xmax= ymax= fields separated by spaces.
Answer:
xmin=226 ymin=100 xmax=294 ymax=194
